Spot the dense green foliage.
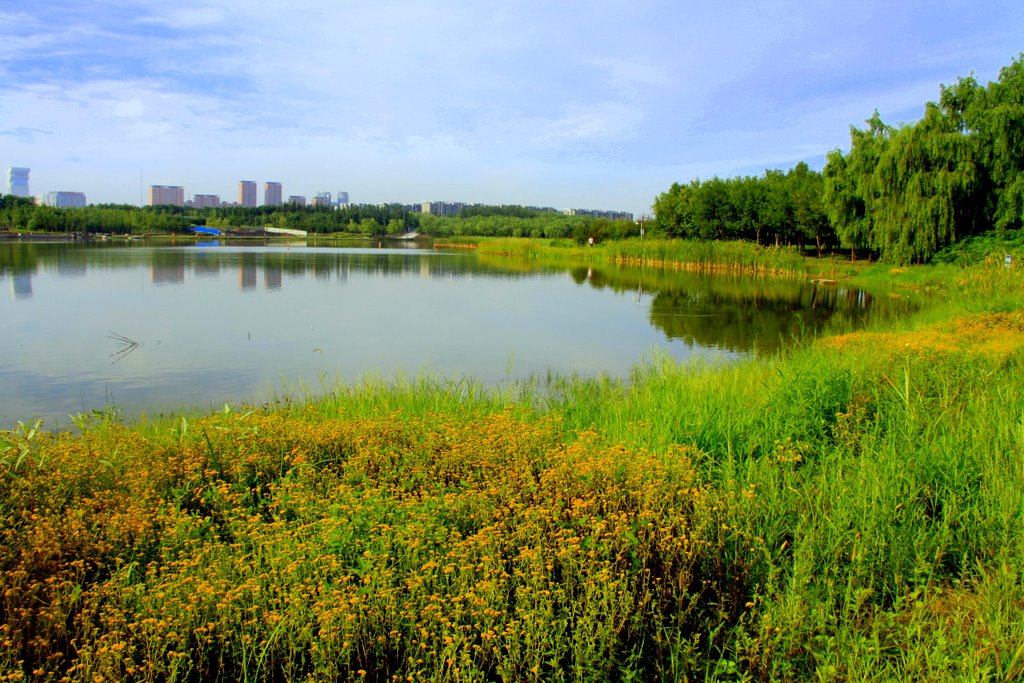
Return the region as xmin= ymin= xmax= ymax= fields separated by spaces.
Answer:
xmin=0 ymin=201 xmax=420 ymax=236
xmin=653 ymin=54 xmax=1024 ymax=265
xmin=455 ymin=204 xmax=557 ymax=219
xmin=0 ymin=202 xmax=192 ymax=235
xmin=933 ymin=228 xmax=1024 ymax=265
xmin=653 ymin=163 xmax=832 ymax=253
xmin=823 ymin=55 xmax=1024 ymax=264
xmin=422 ymin=212 xmax=640 ymax=242
xmin=204 ymin=204 xmax=419 ymax=235
xmin=0 ymin=199 xmax=639 ymax=242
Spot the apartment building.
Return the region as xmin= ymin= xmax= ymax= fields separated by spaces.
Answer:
xmin=149 ymin=185 xmax=185 ymax=206
xmin=6 ymin=167 xmax=30 ymax=197
xmin=264 ymin=182 xmax=283 ymax=206
xmin=239 ymin=180 xmax=257 ymax=208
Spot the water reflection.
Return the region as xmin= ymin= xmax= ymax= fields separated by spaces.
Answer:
xmin=0 ymin=240 xmax=921 ymax=426
xmin=566 ymin=261 xmax=911 ymax=353
xmin=0 ymin=240 xmax=507 ymax=293
xmin=11 ymin=273 xmax=32 ymax=299
xmin=151 ymin=250 xmax=185 ymax=285
xmin=240 ymin=252 xmax=257 ymax=291
xmin=265 ymin=265 xmax=282 ymax=291
xmin=1 ymin=243 xmax=917 ymax=339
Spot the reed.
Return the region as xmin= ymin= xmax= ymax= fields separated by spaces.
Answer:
xmin=601 ymin=238 xmax=808 ymax=278
xmin=463 ymin=236 xmax=809 ymax=278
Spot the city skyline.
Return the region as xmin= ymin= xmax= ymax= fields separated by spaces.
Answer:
xmin=134 ymin=180 xmax=636 ymax=216
xmin=2 ymin=2 xmax=1022 ymax=217
xmin=8 ymin=165 xmax=635 ymax=211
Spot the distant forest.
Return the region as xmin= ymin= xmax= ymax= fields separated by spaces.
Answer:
xmin=3 ymin=56 xmax=1021 ymax=263
xmin=0 ymin=199 xmax=420 ymax=237
xmin=0 ymin=197 xmax=637 ymax=243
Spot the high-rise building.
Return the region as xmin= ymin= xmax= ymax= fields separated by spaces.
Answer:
xmin=288 ymin=195 xmax=306 ymax=206
xmin=149 ymin=185 xmax=184 ymax=206
xmin=239 ymin=180 xmax=257 ymax=208
xmin=42 ymin=191 xmax=87 ymax=208
xmin=192 ymin=194 xmax=221 ymax=208
xmin=312 ymin=192 xmax=332 ymax=207
xmin=264 ymin=182 xmax=283 ymax=206
xmin=336 ymin=191 xmax=350 ymax=206
xmin=6 ymin=167 xmax=30 ymax=197
xmin=421 ymin=201 xmax=465 ymax=216
xmin=563 ymin=208 xmax=634 ymax=221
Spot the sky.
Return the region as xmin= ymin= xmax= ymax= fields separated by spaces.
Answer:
xmin=1 ymin=1 xmax=1022 ymax=216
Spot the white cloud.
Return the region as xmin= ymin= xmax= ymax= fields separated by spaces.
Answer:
xmin=137 ymin=6 xmax=227 ymax=29
xmin=110 ymin=98 xmax=145 ymax=118
xmin=590 ymin=57 xmax=672 ymax=93
xmin=534 ymin=102 xmax=646 ymax=145
xmin=123 ymin=120 xmax=176 ymax=144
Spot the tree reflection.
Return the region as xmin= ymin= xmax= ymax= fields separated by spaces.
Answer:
xmin=0 ymin=241 xmax=917 ymax=350
xmin=572 ymin=263 xmax=915 ymax=353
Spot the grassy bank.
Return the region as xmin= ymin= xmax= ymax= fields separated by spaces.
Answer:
xmin=599 ymin=239 xmax=807 ymax=277
xmin=2 ymin=258 xmax=1023 ymax=682
xmin=448 ymin=237 xmax=810 ymax=279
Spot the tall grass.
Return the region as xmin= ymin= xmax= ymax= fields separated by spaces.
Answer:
xmin=602 ymin=238 xmax=808 ymax=277
xmin=457 ymin=236 xmax=809 ymax=278
xmin=1 ymin=260 xmax=1022 ymax=681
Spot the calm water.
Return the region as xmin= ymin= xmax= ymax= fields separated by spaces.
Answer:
xmin=1 ymin=239 xmax=912 ymax=427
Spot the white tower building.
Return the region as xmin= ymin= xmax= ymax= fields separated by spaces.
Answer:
xmin=7 ymin=167 xmax=30 ymax=197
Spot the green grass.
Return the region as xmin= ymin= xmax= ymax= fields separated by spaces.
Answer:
xmin=2 ymin=255 xmax=1023 ymax=682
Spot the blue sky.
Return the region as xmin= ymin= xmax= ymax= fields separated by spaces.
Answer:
xmin=1 ymin=1 xmax=1021 ymax=215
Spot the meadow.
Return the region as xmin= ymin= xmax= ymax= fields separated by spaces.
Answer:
xmin=1 ymin=246 xmax=1022 ymax=682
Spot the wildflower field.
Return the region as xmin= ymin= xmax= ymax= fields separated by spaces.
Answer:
xmin=1 ymin=255 xmax=1023 ymax=682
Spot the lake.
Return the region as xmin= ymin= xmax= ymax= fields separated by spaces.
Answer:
xmin=1 ymin=239 xmax=913 ymax=427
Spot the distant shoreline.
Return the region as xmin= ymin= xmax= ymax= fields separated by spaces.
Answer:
xmin=0 ymin=231 xmax=86 ymax=240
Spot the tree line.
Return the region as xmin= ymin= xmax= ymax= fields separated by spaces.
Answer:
xmin=420 ymin=212 xmax=639 ymax=242
xmin=0 ymin=197 xmax=636 ymax=243
xmin=203 ymin=204 xmax=420 ymax=235
xmin=654 ymin=54 xmax=1024 ymax=264
xmin=0 ymin=201 xmax=422 ymax=236
xmin=652 ymin=162 xmax=832 ymax=255
xmin=823 ymin=55 xmax=1023 ymax=263
xmin=0 ymin=200 xmax=191 ymax=235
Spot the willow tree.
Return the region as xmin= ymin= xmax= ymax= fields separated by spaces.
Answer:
xmin=869 ymin=102 xmax=979 ymax=264
xmin=822 ymin=111 xmax=892 ymax=259
xmin=944 ymin=54 xmax=1024 ymax=233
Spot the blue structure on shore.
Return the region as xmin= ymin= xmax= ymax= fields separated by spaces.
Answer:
xmin=189 ymin=226 xmax=221 ymax=236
